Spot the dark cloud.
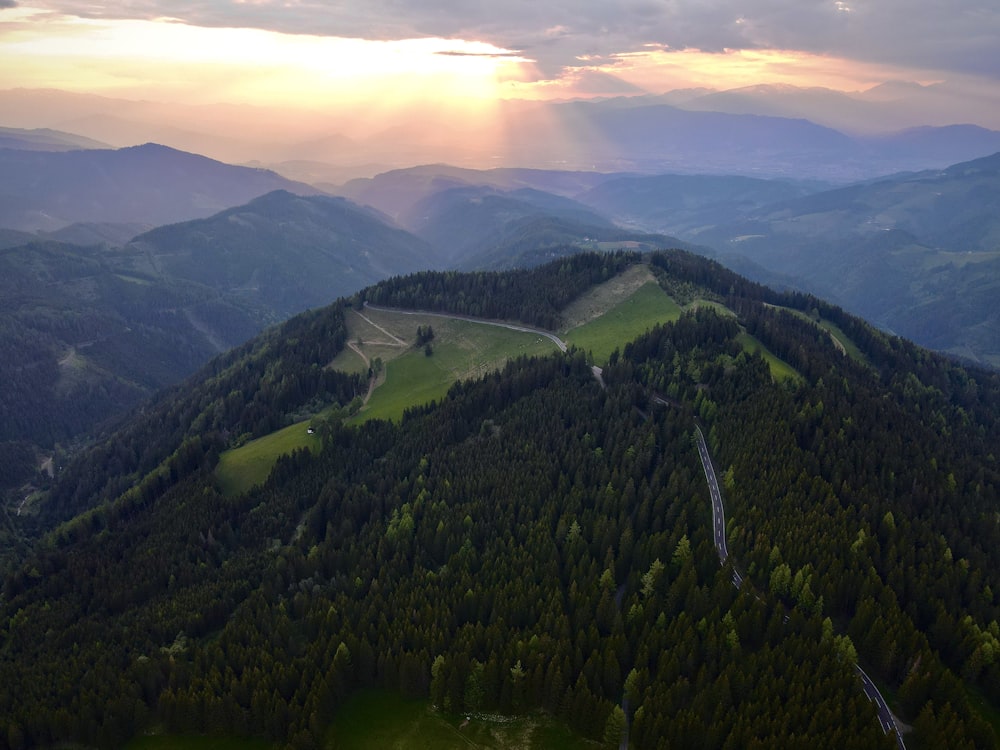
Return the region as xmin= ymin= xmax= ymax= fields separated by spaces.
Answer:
xmin=0 ymin=0 xmax=20 ymax=8
xmin=32 ymin=0 xmax=1000 ymax=79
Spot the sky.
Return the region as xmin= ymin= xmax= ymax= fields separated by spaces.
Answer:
xmin=1 ymin=0 xmax=999 ymax=166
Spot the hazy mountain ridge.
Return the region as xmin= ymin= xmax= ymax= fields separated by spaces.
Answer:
xmin=337 ymin=165 xmax=620 ymax=220
xmin=127 ymin=190 xmax=434 ymax=318
xmin=676 ymin=82 xmax=1000 ymax=137
xmin=401 ymin=185 xmax=617 ymax=262
xmin=8 ymin=86 xmax=1000 ymax=182
xmin=689 ymin=152 xmax=1000 ymax=366
xmin=0 ymin=142 xmax=321 ymax=232
xmin=0 ymin=239 xmax=233 ymax=450
xmin=0 ymin=126 xmax=109 ymax=152
xmin=574 ymin=173 xmax=826 ymax=236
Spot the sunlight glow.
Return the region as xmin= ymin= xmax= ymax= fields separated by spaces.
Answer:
xmin=500 ymin=47 xmax=937 ymax=99
xmin=0 ymin=6 xmax=527 ymax=108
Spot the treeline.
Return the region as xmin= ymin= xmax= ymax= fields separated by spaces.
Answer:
xmin=361 ymin=251 xmax=641 ymax=329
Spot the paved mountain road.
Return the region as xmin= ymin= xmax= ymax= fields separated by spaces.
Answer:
xmin=687 ymin=415 xmax=905 ymax=749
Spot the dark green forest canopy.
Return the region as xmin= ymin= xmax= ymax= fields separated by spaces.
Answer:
xmin=2 ymin=250 xmax=1000 ymax=750
xmin=359 ymin=250 xmax=641 ymax=330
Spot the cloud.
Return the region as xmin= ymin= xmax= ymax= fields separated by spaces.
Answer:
xmin=435 ymin=50 xmax=522 ymax=59
xmin=0 ymin=0 xmax=19 ymax=8
xmin=25 ymin=0 xmax=1000 ymax=81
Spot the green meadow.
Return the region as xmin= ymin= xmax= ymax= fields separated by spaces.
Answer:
xmin=326 ymin=690 xmax=596 ymax=750
xmin=352 ymin=312 xmax=558 ymax=424
xmin=736 ymin=332 xmax=802 ymax=383
xmin=564 ymin=281 xmax=682 ymax=364
xmin=215 ymin=420 xmax=321 ymax=496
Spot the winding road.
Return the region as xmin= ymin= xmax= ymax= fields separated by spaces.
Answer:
xmin=687 ymin=416 xmax=905 ymax=749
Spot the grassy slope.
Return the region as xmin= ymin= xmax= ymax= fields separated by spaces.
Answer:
xmin=326 ymin=690 xmax=596 ymax=750
xmin=564 ymin=281 xmax=682 ymax=364
xmin=216 ymin=310 xmax=556 ymax=494
xmin=355 ymin=313 xmax=558 ymax=423
xmin=736 ymin=332 xmax=802 ymax=383
xmin=215 ymin=421 xmax=322 ymax=496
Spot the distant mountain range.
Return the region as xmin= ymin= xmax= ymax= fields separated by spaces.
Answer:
xmin=0 ymin=143 xmax=319 ymax=232
xmin=5 ymin=86 xmax=1000 ymax=181
xmin=670 ymin=81 xmax=1000 ymax=137
xmin=0 ymin=126 xmax=110 ymax=151
xmin=690 ymin=153 xmax=1000 ymax=367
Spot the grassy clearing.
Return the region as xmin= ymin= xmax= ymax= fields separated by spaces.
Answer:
xmin=327 ymin=344 xmax=369 ymax=375
xmin=326 ymin=690 xmax=596 ymax=750
xmin=351 ymin=313 xmax=557 ymax=424
xmin=115 ymin=273 xmax=153 ymax=285
xmin=215 ymin=420 xmax=321 ymax=496
xmin=565 ymin=281 xmax=682 ymax=365
xmin=559 ymin=264 xmax=659 ymax=330
xmin=126 ymin=735 xmax=273 ymax=750
xmin=966 ymin=684 xmax=1000 ymax=743
xmin=690 ymin=299 xmax=736 ymax=317
xmin=736 ymin=332 xmax=802 ymax=383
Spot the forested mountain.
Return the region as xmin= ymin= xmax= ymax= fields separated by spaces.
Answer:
xmin=0 ymin=240 xmax=249 ymax=448
xmin=336 ymin=165 xmax=619 ymax=223
xmin=127 ymin=190 xmax=433 ymax=319
xmin=0 ymin=143 xmax=319 ymax=232
xmin=575 ymin=172 xmax=826 ymax=237
xmin=397 ymin=184 xmax=684 ymax=269
xmin=0 ymin=190 xmax=435 ymax=507
xmin=689 ymin=152 xmax=1000 ymax=368
xmin=2 ymin=251 xmax=999 ymax=749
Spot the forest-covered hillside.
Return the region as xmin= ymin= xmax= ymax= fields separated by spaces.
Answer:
xmin=2 ymin=251 xmax=999 ymax=750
